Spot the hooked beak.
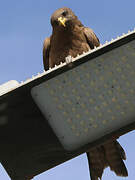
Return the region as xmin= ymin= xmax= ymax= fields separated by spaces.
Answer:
xmin=58 ymin=17 xmax=67 ymax=27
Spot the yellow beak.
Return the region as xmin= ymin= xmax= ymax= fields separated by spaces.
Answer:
xmin=58 ymin=17 xmax=66 ymax=27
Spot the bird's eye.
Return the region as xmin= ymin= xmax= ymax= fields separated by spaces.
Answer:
xmin=62 ymin=11 xmax=68 ymax=17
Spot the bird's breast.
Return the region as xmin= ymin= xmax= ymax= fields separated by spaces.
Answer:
xmin=49 ymin=30 xmax=90 ymax=68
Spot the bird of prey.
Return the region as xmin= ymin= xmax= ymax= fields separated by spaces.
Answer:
xmin=43 ymin=7 xmax=128 ymax=180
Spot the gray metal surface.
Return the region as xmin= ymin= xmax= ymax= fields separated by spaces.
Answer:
xmin=31 ymin=40 xmax=135 ymax=150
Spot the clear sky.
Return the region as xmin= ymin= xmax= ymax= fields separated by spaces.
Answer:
xmin=0 ymin=0 xmax=135 ymax=179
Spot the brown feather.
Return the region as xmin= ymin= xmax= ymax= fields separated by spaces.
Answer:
xmin=103 ymin=140 xmax=128 ymax=177
xmin=83 ymin=27 xmax=100 ymax=49
xmin=43 ymin=37 xmax=51 ymax=71
xmin=43 ymin=7 xmax=99 ymax=69
xmin=87 ymin=146 xmax=107 ymax=180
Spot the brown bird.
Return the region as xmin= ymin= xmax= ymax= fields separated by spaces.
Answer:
xmin=43 ymin=7 xmax=128 ymax=180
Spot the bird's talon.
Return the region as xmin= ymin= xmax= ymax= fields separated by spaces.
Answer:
xmin=65 ymin=55 xmax=73 ymax=64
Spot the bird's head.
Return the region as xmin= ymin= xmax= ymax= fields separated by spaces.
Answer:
xmin=51 ymin=7 xmax=82 ymax=30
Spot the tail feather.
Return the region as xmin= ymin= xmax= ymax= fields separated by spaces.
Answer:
xmin=87 ymin=147 xmax=107 ymax=180
xmin=87 ymin=140 xmax=128 ymax=179
xmin=115 ymin=140 xmax=126 ymax=160
xmin=103 ymin=140 xmax=128 ymax=177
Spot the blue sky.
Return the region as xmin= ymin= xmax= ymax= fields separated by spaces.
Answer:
xmin=0 ymin=0 xmax=135 ymax=179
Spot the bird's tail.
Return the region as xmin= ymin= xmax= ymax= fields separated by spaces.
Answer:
xmin=87 ymin=140 xmax=128 ymax=180
xmin=87 ymin=146 xmax=107 ymax=180
xmin=103 ymin=140 xmax=128 ymax=177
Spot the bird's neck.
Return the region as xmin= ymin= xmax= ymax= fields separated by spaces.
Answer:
xmin=52 ymin=25 xmax=83 ymax=42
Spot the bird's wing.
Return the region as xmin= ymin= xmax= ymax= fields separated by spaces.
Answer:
xmin=83 ymin=27 xmax=100 ymax=49
xmin=43 ymin=37 xmax=51 ymax=71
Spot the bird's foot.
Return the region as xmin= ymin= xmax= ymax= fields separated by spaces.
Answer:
xmin=65 ymin=55 xmax=73 ymax=67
